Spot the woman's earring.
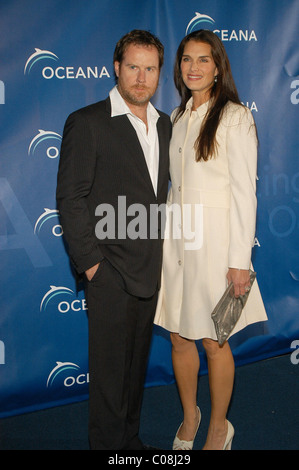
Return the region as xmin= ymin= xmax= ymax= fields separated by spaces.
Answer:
xmin=214 ymin=75 xmax=218 ymax=83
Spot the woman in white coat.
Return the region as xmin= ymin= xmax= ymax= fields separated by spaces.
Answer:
xmin=154 ymin=30 xmax=267 ymax=450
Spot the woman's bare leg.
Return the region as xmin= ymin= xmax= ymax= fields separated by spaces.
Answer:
xmin=170 ymin=333 xmax=200 ymax=440
xmin=202 ymin=338 xmax=235 ymax=450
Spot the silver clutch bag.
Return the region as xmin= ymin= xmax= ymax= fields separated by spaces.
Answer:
xmin=211 ymin=270 xmax=256 ymax=346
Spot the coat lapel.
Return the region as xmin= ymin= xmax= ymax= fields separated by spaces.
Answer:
xmin=156 ymin=115 xmax=169 ymax=197
xmin=111 ymin=114 xmax=155 ymax=193
xmin=105 ymin=98 xmax=168 ymax=198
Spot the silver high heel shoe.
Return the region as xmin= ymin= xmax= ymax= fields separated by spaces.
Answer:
xmin=172 ymin=407 xmax=201 ymax=450
xmin=222 ymin=420 xmax=234 ymax=450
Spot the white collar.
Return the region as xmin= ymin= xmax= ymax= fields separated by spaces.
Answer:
xmin=109 ymin=85 xmax=159 ymax=121
xmin=183 ymin=96 xmax=211 ymax=117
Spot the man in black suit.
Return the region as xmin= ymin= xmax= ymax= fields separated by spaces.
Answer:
xmin=56 ymin=30 xmax=171 ymax=450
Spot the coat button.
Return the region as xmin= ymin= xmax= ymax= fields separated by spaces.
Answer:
xmin=178 ymin=186 xmax=181 ymax=191
xmin=178 ymin=260 xmax=182 ymax=266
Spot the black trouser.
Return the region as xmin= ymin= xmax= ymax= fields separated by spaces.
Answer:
xmin=85 ymin=258 xmax=158 ymax=450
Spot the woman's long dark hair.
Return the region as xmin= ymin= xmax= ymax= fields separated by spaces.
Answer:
xmin=174 ymin=29 xmax=242 ymax=161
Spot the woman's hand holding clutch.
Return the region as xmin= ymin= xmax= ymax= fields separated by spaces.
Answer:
xmin=226 ymin=268 xmax=251 ymax=298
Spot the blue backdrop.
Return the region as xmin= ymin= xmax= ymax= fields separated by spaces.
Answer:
xmin=0 ymin=0 xmax=298 ymax=417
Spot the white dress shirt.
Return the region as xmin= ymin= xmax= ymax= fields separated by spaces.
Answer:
xmin=109 ymin=86 xmax=160 ymax=195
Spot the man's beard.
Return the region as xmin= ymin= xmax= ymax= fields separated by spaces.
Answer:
xmin=119 ymin=84 xmax=156 ymax=107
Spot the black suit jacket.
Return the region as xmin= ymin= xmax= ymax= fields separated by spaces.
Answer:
xmin=56 ymin=97 xmax=171 ymax=297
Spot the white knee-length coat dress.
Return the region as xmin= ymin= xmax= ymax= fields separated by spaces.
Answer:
xmin=154 ymin=99 xmax=267 ymax=340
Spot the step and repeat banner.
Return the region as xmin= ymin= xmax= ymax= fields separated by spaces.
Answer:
xmin=0 ymin=0 xmax=298 ymax=417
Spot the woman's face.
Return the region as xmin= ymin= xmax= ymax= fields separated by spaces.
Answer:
xmin=180 ymin=40 xmax=218 ymax=104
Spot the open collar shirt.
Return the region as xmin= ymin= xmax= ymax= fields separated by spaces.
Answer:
xmin=109 ymin=85 xmax=160 ymax=195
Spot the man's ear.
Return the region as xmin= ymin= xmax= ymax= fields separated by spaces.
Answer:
xmin=114 ymin=61 xmax=120 ymax=78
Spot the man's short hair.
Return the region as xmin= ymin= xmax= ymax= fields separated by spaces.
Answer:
xmin=113 ymin=29 xmax=164 ymax=68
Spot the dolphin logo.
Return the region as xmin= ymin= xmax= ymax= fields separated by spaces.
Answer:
xmin=186 ymin=12 xmax=215 ymax=35
xmin=24 ymin=48 xmax=59 ymax=75
xmin=46 ymin=362 xmax=80 ymax=387
xmin=40 ymin=285 xmax=74 ymax=312
xmin=290 ymin=271 xmax=299 ymax=281
xmin=28 ymin=130 xmax=62 ymax=156
xmin=34 ymin=208 xmax=60 ymax=235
